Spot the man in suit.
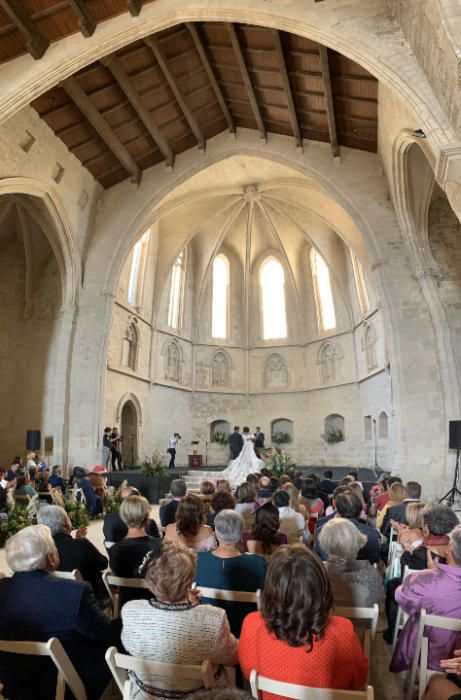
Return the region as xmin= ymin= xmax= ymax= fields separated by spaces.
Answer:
xmin=254 ymin=427 xmax=265 ymax=456
xmin=160 ymin=478 xmax=187 ymax=527
xmin=380 ymin=480 xmax=422 ymax=538
xmin=0 ymin=524 xmax=119 ymax=700
xmin=104 ymin=485 xmax=160 ymax=543
xmin=319 ymin=469 xmax=337 ymax=496
xmin=229 ymin=426 xmax=244 ymax=460
xmin=314 ymin=490 xmax=380 ymax=564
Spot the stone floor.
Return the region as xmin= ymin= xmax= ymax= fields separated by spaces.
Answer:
xmin=0 ymin=506 xmax=405 ymax=700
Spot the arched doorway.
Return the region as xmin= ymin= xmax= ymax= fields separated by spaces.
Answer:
xmin=121 ymin=400 xmax=138 ymax=467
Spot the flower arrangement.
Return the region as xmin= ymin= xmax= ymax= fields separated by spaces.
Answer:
xmin=324 ymin=428 xmax=345 ymax=444
xmin=265 ymin=446 xmax=297 ymax=478
xmin=271 ymin=431 xmax=292 ymax=444
xmin=141 ymin=450 xmax=167 ymax=478
xmin=0 ymin=504 xmax=33 ymax=547
xmin=213 ymin=431 xmax=229 ymax=446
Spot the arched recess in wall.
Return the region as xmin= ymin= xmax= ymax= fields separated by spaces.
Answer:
xmin=210 ymin=349 xmax=231 ymax=388
xmin=379 ymin=411 xmax=388 ymax=439
xmin=271 ymin=418 xmax=294 ymax=443
xmin=210 ymin=419 xmax=231 ymax=443
xmin=0 ymin=183 xmax=80 ymax=464
xmin=116 ymin=392 xmax=143 ymax=465
xmin=324 ymin=414 xmax=345 ymax=441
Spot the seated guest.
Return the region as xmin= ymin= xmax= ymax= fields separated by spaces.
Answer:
xmin=239 ymin=544 xmax=368 ymax=691
xmin=89 ymin=465 xmax=109 ymax=498
xmin=246 ymin=473 xmax=259 ymax=494
xmin=74 ymin=467 xmax=102 ymax=516
xmin=207 ymin=490 xmax=236 ymax=529
xmin=37 ymin=470 xmax=52 ymax=498
xmin=242 ymin=502 xmax=287 ymax=558
xmin=14 ymin=471 xmax=35 ymax=497
xmin=165 ymin=494 xmax=217 ymax=551
xmin=26 ymin=452 xmax=36 ymax=470
xmin=381 ymin=480 xmax=422 ymax=538
xmin=348 ymin=481 xmax=367 ymax=520
xmin=159 ymin=478 xmax=186 ymax=527
xmin=0 ymin=468 xmax=8 ymax=510
xmin=109 ymin=495 xmax=161 ymax=600
xmin=423 ymin=649 xmax=461 ymax=700
xmin=0 ymin=525 xmax=116 ymax=700
xmin=394 ymin=501 xmax=425 ymax=551
xmin=103 ymin=485 xmax=160 ymax=544
xmin=121 ymin=540 xmax=238 ymax=697
xmin=37 ymin=505 xmax=108 ymax=601
xmin=315 ymin=490 xmax=380 ymax=564
xmin=282 ymin=481 xmax=308 ymax=519
xmin=7 ymin=457 xmax=21 ymax=482
xmin=257 ymin=476 xmax=273 ymax=500
xmin=217 ymin=479 xmax=232 ymax=493
xmin=48 ymin=464 xmax=66 ymax=493
xmin=196 ymin=510 xmax=267 ymax=636
xmin=377 ymin=481 xmax=408 ymax=530
xmin=391 ymin=525 xmax=461 ymax=676
xmin=319 ymin=518 xmax=384 ymax=607
xmin=319 ymin=469 xmax=337 ymax=496
xmin=300 ymin=478 xmax=325 ymax=526
xmin=235 ymin=482 xmax=257 ymax=524
xmin=370 ymin=475 xmax=403 ymax=518
xmin=273 ymin=489 xmax=306 ymax=544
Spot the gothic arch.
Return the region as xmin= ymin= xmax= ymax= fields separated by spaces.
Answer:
xmin=115 ymin=392 xmax=143 ymax=426
xmin=362 ymin=322 xmax=377 ymax=372
xmin=265 ymin=352 xmax=289 ymax=388
xmin=121 ymin=319 xmax=139 ymax=371
xmin=162 ymin=338 xmax=183 ymax=383
xmin=210 ymin=348 xmax=231 ymax=388
xmin=317 ymin=341 xmax=343 ymax=384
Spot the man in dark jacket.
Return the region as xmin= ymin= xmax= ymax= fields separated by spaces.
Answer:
xmin=37 ymin=505 xmax=108 ymax=601
xmin=229 ymin=426 xmax=244 ymax=460
xmin=0 ymin=524 xmax=119 ymax=700
xmin=104 ymin=485 xmax=160 ymax=543
xmin=380 ymin=481 xmax=422 ymax=538
xmin=160 ymin=478 xmax=187 ymax=527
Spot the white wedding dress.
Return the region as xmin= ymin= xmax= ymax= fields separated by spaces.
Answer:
xmin=218 ymin=433 xmax=264 ymax=487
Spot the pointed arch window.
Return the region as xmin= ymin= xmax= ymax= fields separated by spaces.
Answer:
xmin=168 ymin=248 xmax=186 ymax=330
xmin=127 ymin=230 xmax=150 ymax=306
xmin=350 ymin=250 xmax=370 ymax=314
xmin=211 ymin=254 xmax=229 ymax=339
xmin=260 ymin=258 xmax=287 ymax=340
xmin=311 ymin=250 xmax=336 ymax=332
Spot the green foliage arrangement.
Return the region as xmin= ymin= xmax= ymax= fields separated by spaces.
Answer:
xmin=63 ymin=498 xmax=90 ymax=529
xmin=141 ymin=450 xmax=167 ymax=478
xmin=265 ymin=446 xmax=297 ymax=478
xmin=271 ymin=431 xmax=292 ymax=444
xmin=102 ymin=490 xmax=119 ymax=514
xmin=213 ymin=431 xmax=229 ymax=446
xmin=0 ymin=505 xmax=33 ymax=547
xmin=325 ymin=428 xmax=345 ymax=444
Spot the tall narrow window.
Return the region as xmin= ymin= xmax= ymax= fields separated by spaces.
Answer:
xmin=311 ymin=250 xmax=336 ymax=331
xmin=211 ymin=254 xmax=229 ymax=339
xmin=350 ymin=250 xmax=370 ymax=314
xmin=127 ymin=230 xmax=149 ymax=306
xmin=260 ymin=258 xmax=287 ymax=340
xmin=168 ymin=248 xmax=186 ymax=330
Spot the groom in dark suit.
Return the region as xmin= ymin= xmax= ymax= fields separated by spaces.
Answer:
xmin=254 ymin=427 xmax=265 ymax=456
xmin=229 ymin=426 xmax=244 ymax=460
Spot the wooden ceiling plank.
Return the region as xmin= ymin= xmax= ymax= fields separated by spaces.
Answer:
xmin=0 ymin=0 xmax=49 ymax=60
xmin=62 ymin=77 xmax=141 ymax=183
xmin=318 ymin=45 xmax=339 ymax=157
xmin=186 ymin=22 xmax=235 ymax=134
xmin=272 ymin=30 xmax=302 ymax=148
xmin=145 ymin=35 xmax=205 ymax=149
xmin=226 ymin=23 xmax=266 ymax=140
xmin=68 ymin=0 xmax=96 ymax=38
xmin=102 ymin=55 xmax=175 ymax=167
xmin=127 ymin=0 xmax=142 ymax=17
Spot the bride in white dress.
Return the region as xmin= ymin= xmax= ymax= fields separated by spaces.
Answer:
xmin=218 ymin=427 xmax=264 ymax=487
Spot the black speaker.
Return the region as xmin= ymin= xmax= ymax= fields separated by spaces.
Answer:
xmin=26 ymin=430 xmax=41 ymax=451
xmin=449 ymin=421 xmax=461 ymax=449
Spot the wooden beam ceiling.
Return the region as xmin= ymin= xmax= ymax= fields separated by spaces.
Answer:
xmin=0 ymin=0 xmax=49 ymax=59
xmin=318 ymin=45 xmax=339 ymax=157
xmin=127 ymin=0 xmax=142 ymax=16
xmin=68 ymin=0 xmax=96 ymax=39
xmin=273 ymin=30 xmax=302 ymax=148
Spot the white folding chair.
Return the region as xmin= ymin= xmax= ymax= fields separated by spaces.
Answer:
xmin=52 ymin=569 xmax=83 ymax=582
xmin=103 ymin=572 xmax=150 ymax=618
xmin=335 ymin=605 xmax=379 ymax=641
xmin=105 ymin=647 xmax=217 ymax=700
xmin=407 ymin=608 xmax=461 ymax=700
xmin=392 ymin=566 xmax=419 ymax=648
xmin=195 ymin=585 xmax=261 ymax=609
xmin=386 ymin=527 xmax=398 ymax=566
xmin=0 ymin=637 xmax=87 ymax=700
xmin=249 ymin=670 xmax=374 ymax=700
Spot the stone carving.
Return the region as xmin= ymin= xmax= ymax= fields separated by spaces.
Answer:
xmin=122 ymin=321 xmax=138 ymax=371
xmin=166 ymin=340 xmax=180 ymax=382
xmin=362 ymin=322 xmax=377 ymax=371
xmin=211 ymin=350 xmax=230 ymax=387
xmin=243 ymin=183 xmax=261 ymax=202
xmin=318 ymin=342 xmax=338 ymax=384
xmin=265 ymin=353 xmax=288 ymax=387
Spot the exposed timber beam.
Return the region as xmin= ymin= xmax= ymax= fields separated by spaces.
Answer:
xmin=186 ymin=22 xmax=235 ymax=134
xmin=145 ymin=35 xmax=205 ymax=149
xmin=319 ymin=45 xmax=339 ymax=157
xmin=0 ymin=0 xmax=49 ymax=59
xmin=62 ymin=77 xmax=141 ymax=183
xmin=127 ymin=0 xmax=142 ymax=16
xmin=226 ymin=23 xmax=266 ymax=140
xmin=102 ymin=55 xmax=175 ymax=167
xmin=68 ymin=0 xmax=96 ymax=38
xmin=272 ymin=30 xmax=302 ymax=148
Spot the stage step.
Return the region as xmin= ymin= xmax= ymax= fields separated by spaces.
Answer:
xmin=183 ymin=469 xmax=226 ymax=489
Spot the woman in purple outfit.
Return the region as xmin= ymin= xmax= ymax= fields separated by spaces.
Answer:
xmin=390 ymin=524 xmax=461 ymax=674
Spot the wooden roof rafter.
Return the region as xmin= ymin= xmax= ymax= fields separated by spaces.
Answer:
xmin=68 ymin=0 xmax=95 ymax=38
xmin=0 ymin=0 xmax=49 ymax=59
xmin=272 ymin=30 xmax=302 ymax=148
xmin=318 ymin=45 xmax=339 ymax=157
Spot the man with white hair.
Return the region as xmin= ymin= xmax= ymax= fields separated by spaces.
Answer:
xmin=37 ymin=505 xmax=108 ymax=601
xmin=0 ymin=525 xmax=117 ymax=700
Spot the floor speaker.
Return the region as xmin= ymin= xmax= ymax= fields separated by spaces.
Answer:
xmin=448 ymin=421 xmax=461 ymax=450
xmin=26 ymin=430 xmax=41 ymax=451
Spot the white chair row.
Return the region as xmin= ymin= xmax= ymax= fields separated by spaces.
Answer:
xmin=392 ymin=566 xmax=419 ymax=648
xmin=249 ymin=671 xmax=374 ymax=700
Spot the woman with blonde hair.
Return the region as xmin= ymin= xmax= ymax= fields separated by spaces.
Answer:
xmin=121 ymin=540 xmax=238 ymax=700
xmin=165 ymin=494 xmax=217 ymax=551
xmin=377 ymin=481 xmax=406 ymax=529
xmin=281 ymin=482 xmax=308 ymax=519
xmin=393 ymin=501 xmax=425 ymax=551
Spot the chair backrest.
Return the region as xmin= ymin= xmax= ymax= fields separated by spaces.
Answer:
xmin=415 ymin=609 xmax=461 ymax=700
xmin=0 ymin=637 xmax=87 ymax=700
xmin=14 ymin=494 xmax=30 ymax=503
xmin=197 ymin=585 xmax=261 ymax=609
xmin=249 ymin=670 xmax=374 ymax=700
xmin=102 ymin=571 xmax=150 ymax=618
xmin=105 ymin=647 xmax=216 ymax=700
xmin=52 ymin=569 xmax=83 ymax=582
xmin=335 ymin=604 xmax=379 ymax=640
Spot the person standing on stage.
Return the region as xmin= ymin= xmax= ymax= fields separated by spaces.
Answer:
xmin=110 ymin=427 xmax=123 ymax=471
xmin=254 ymin=427 xmax=265 ymax=457
xmin=102 ymin=427 xmax=112 ymax=468
xmin=229 ymin=427 xmax=244 ymax=461
xmin=167 ymin=433 xmax=181 ymax=469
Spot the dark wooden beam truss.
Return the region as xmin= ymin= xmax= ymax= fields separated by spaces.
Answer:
xmin=0 ymin=0 xmax=49 ymax=59
xmin=68 ymin=0 xmax=95 ymax=38
xmin=272 ymin=30 xmax=302 ymax=148
xmin=318 ymin=45 xmax=339 ymax=157
xmin=127 ymin=0 xmax=142 ymax=16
